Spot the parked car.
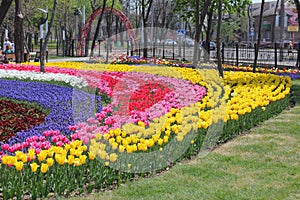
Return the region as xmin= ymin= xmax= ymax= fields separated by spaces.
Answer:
xmin=162 ymin=39 xmax=177 ymax=46
xmin=200 ymin=41 xmax=216 ymax=50
xmin=184 ymin=38 xmax=195 ymax=46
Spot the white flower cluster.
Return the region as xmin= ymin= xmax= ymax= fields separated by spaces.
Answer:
xmin=0 ymin=69 xmax=89 ymax=88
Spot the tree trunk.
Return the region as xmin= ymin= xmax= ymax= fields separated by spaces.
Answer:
xmin=27 ymin=32 xmax=33 ymax=52
xmin=193 ymin=0 xmax=201 ymax=65
xmin=216 ymin=0 xmax=223 ymax=77
xmin=14 ymin=0 xmax=24 ymax=63
xmin=205 ymin=9 xmax=213 ymax=61
xmin=40 ymin=0 xmax=57 ymax=72
xmin=115 ymin=16 xmax=119 ymax=45
xmin=141 ymin=0 xmax=153 ymax=58
xmin=253 ymin=0 xmax=265 ymax=73
xmin=271 ymin=0 xmax=279 ymax=44
xmin=85 ymin=29 xmax=91 ymax=56
xmin=279 ymin=0 xmax=285 ymax=61
xmin=193 ymin=0 xmax=212 ymax=65
xmin=294 ymin=1 xmax=300 ymax=27
xmin=120 ymin=21 xmax=124 ymax=46
xmin=105 ymin=1 xmax=115 ymax=63
xmin=91 ymin=0 xmax=107 ymax=57
xmin=0 ymin=0 xmax=13 ymax=26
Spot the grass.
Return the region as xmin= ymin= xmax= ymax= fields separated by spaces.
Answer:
xmin=66 ymin=80 xmax=300 ymax=200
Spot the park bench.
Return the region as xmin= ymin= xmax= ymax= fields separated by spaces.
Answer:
xmin=34 ymin=51 xmax=48 ymax=62
xmin=5 ymin=53 xmax=16 ymax=61
xmin=1 ymin=50 xmax=31 ymax=63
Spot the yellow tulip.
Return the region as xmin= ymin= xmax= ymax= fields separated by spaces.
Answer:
xmin=46 ymin=158 xmax=54 ymax=167
xmin=30 ymin=163 xmax=39 ymax=172
xmin=28 ymin=148 xmax=36 ymax=160
xmin=14 ymin=161 xmax=24 ymax=171
xmin=67 ymin=155 xmax=75 ymax=165
xmin=119 ymin=145 xmax=125 ymax=153
xmin=111 ymin=142 xmax=119 ymax=150
xmin=98 ymin=150 xmax=108 ymax=160
xmin=41 ymin=163 xmax=49 ymax=173
xmin=75 ymin=150 xmax=83 ymax=157
xmin=109 ymin=153 xmax=118 ymax=162
xmin=88 ymin=152 xmax=96 ymax=160
xmin=79 ymin=155 xmax=87 ymax=165
xmin=55 ymin=154 xmax=66 ymax=165
xmin=163 ymin=136 xmax=169 ymax=143
xmin=157 ymin=138 xmax=163 ymax=146
xmin=37 ymin=150 xmax=48 ymax=162
xmin=95 ymin=133 xmax=102 ymax=140
xmin=74 ymin=158 xmax=81 ymax=166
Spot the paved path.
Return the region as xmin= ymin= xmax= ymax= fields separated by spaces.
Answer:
xmin=48 ymin=57 xmax=90 ymax=62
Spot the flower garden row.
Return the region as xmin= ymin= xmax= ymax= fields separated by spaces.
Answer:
xmin=0 ymin=61 xmax=292 ymax=199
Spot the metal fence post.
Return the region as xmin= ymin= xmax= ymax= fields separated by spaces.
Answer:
xmin=172 ymin=41 xmax=175 ymax=60
xmin=221 ymin=42 xmax=225 ymax=64
xmin=127 ymin=40 xmax=129 ymax=56
xmin=235 ymin=43 xmax=239 ymax=66
xmin=153 ymin=42 xmax=155 ymax=58
xmin=72 ymin=39 xmax=75 ymax=57
xmin=130 ymin=40 xmax=133 ymax=56
xmin=138 ymin=42 xmax=141 ymax=57
xmin=183 ymin=40 xmax=186 ymax=61
xmin=163 ymin=42 xmax=165 ymax=59
xmin=275 ymin=43 xmax=278 ymax=68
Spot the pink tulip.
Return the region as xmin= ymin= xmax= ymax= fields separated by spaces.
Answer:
xmin=1 ymin=144 xmax=9 ymax=151
xmin=35 ymin=148 xmax=41 ymax=154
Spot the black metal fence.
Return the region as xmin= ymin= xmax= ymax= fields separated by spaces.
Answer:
xmin=71 ymin=40 xmax=299 ymax=68
xmin=215 ymin=43 xmax=298 ymax=68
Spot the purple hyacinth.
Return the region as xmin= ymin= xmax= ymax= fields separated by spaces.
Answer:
xmin=0 ymin=79 xmax=102 ymax=147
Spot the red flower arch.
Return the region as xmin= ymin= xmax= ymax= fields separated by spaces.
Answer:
xmin=77 ymin=7 xmax=137 ymax=56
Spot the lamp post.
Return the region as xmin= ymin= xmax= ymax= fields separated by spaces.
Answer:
xmin=62 ymin=28 xmax=65 ymax=57
xmin=74 ymin=8 xmax=82 ymax=56
xmin=38 ymin=8 xmax=48 ymax=72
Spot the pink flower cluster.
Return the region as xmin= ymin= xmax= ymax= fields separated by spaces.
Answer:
xmin=0 ymin=130 xmax=71 ymax=157
xmin=72 ymin=72 xmax=207 ymax=143
xmin=0 ymin=64 xmax=78 ymax=76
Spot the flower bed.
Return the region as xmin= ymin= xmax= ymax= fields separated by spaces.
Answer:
xmin=0 ymin=98 xmax=48 ymax=143
xmin=223 ymin=64 xmax=300 ymax=79
xmin=0 ymin=62 xmax=292 ymax=199
xmin=0 ymin=78 xmax=102 ymax=149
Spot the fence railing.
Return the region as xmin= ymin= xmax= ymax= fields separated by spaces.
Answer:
xmin=71 ymin=40 xmax=298 ymax=68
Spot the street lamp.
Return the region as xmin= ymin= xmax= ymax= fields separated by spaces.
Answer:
xmin=74 ymin=8 xmax=82 ymax=56
xmin=38 ymin=8 xmax=48 ymax=72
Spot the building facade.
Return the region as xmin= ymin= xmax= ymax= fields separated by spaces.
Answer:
xmin=252 ymin=1 xmax=299 ymax=47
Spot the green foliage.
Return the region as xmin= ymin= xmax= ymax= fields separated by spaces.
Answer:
xmin=218 ymin=15 xmax=250 ymax=43
xmin=175 ymin=0 xmax=252 ymax=23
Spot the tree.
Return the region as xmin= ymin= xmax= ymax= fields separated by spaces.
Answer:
xmin=195 ymin=0 xmax=212 ymax=65
xmin=271 ymin=0 xmax=279 ymax=44
xmin=253 ymin=0 xmax=265 ymax=73
xmin=141 ymin=0 xmax=154 ymax=58
xmin=216 ymin=0 xmax=223 ymax=77
xmin=40 ymin=0 xmax=58 ymax=72
xmin=90 ymin=0 xmax=107 ymax=57
xmin=105 ymin=0 xmax=115 ymax=63
xmin=0 ymin=0 xmax=13 ymax=26
xmin=14 ymin=0 xmax=24 ymax=63
xmin=294 ymin=0 xmax=300 ymax=27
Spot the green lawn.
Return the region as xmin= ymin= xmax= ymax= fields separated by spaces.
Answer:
xmin=66 ymin=80 xmax=300 ymax=200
